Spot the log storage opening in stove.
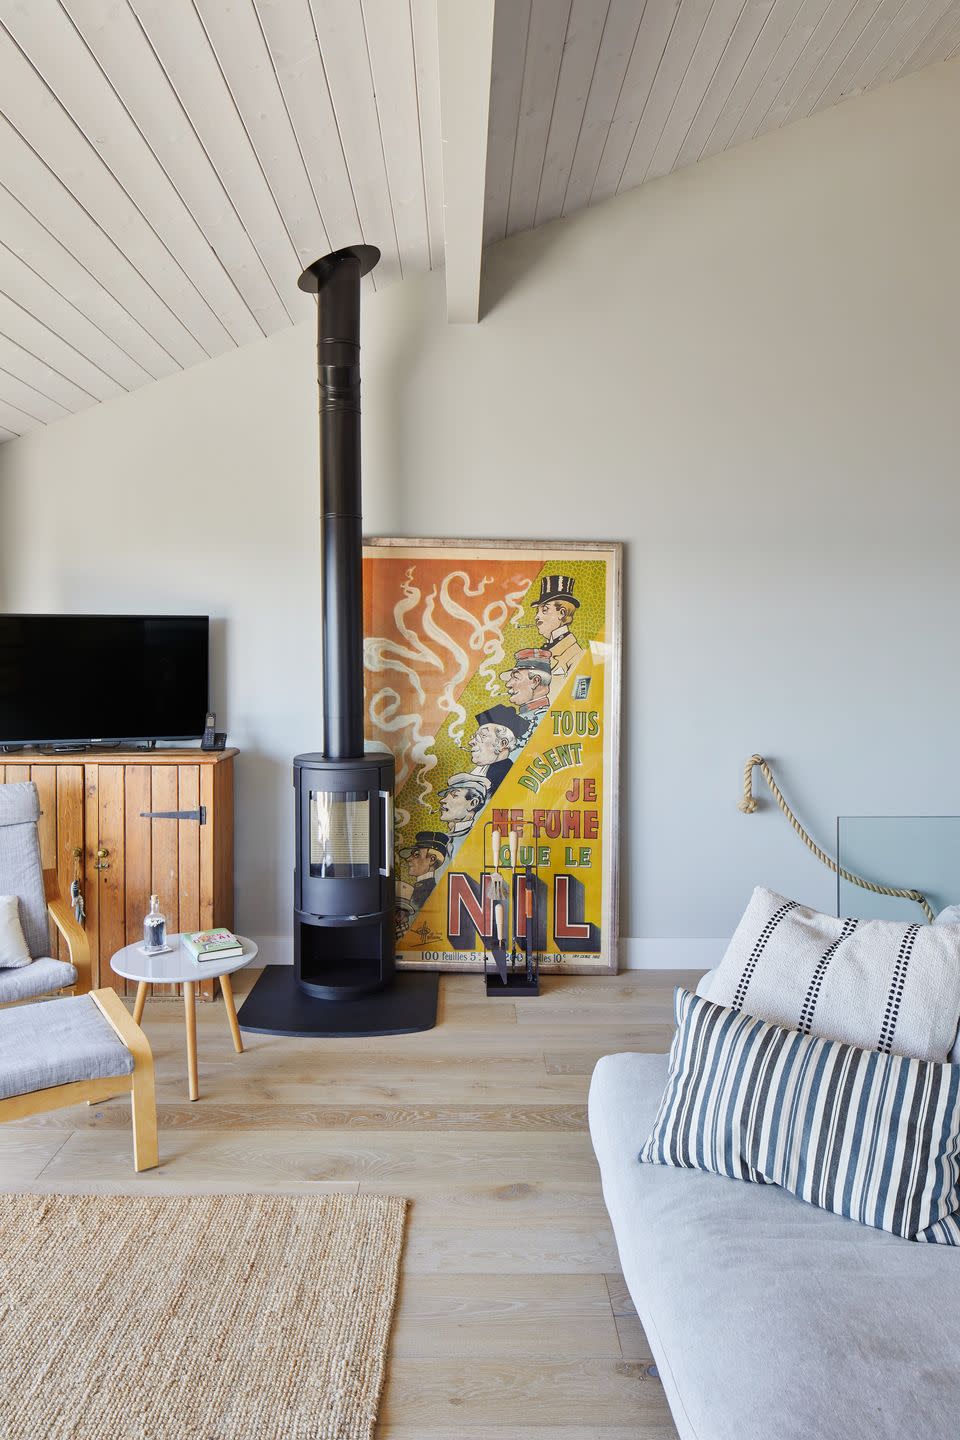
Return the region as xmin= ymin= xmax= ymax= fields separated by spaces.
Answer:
xmin=238 ymin=242 xmax=438 ymax=1038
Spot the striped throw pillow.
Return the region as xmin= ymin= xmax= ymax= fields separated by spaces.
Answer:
xmin=640 ymin=989 xmax=960 ymax=1244
xmin=698 ymin=887 xmax=960 ymax=1062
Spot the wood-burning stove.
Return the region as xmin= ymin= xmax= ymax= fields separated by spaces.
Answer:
xmin=294 ymin=752 xmax=394 ymax=998
xmin=239 ymin=244 xmax=438 ymax=1037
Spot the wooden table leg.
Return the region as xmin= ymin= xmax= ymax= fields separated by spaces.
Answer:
xmin=184 ymin=980 xmax=199 ymax=1102
xmin=221 ymin=973 xmax=244 ymax=1054
xmin=133 ymin=981 xmax=148 ymax=1027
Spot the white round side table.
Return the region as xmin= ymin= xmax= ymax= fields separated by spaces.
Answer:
xmin=110 ymin=935 xmax=258 ymax=1101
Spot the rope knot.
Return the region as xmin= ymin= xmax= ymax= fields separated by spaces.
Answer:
xmin=737 ymin=797 xmax=759 ymax=814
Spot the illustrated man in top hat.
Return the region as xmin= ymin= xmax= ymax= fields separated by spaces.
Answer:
xmin=467 ymin=704 xmax=527 ymax=797
xmin=533 ymin=574 xmax=585 ymax=700
xmin=500 ymin=649 xmax=552 ymax=749
xmin=398 ymin=830 xmax=449 ymax=912
xmin=437 ymin=771 xmax=490 ymax=847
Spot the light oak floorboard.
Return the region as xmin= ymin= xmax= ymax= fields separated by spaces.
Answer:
xmin=378 ymin=1358 xmax=670 ymax=1427
xmin=9 ymin=970 xmax=682 ymax=1437
xmin=377 ymin=1430 xmax=678 ymax=1440
xmin=0 ymin=1130 xmax=71 ymax=1184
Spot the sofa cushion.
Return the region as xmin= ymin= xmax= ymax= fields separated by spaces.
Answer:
xmin=590 ymin=1050 xmax=960 ymax=1440
xmin=0 ymin=895 xmax=32 ymax=968
xmin=0 ymin=782 xmax=49 ymax=960
xmin=0 ymin=957 xmax=78 ymax=1004
xmin=0 ymin=994 xmax=133 ymax=1100
xmin=640 ymin=988 xmax=960 ymax=1243
xmin=700 ymin=885 xmax=960 ymax=1060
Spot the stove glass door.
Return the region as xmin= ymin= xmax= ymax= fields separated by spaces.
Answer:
xmin=309 ymin=789 xmax=371 ymax=879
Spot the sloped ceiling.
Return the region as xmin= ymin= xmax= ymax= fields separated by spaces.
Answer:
xmin=0 ymin=0 xmax=956 ymax=445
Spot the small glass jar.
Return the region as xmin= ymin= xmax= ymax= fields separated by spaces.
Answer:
xmin=143 ymin=894 xmax=167 ymax=954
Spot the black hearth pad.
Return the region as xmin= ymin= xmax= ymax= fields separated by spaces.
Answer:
xmin=238 ymin=966 xmax=439 ymax=1038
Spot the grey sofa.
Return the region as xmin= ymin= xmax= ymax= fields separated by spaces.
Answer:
xmin=589 ymin=1050 xmax=960 ymax=1440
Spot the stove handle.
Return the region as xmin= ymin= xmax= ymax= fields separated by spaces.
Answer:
xmin=379 ymin=790 xmax=393 ymax=877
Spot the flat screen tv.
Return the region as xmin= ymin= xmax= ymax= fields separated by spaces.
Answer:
xmin=0 ymin=615 xmax=210 ymax=746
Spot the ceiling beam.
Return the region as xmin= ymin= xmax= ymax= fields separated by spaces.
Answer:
xmin=436 ymin=0 xmax=496 ymax=323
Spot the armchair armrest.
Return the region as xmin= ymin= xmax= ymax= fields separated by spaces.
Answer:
xmin=44 ymin=868 xmax=92 ymax=994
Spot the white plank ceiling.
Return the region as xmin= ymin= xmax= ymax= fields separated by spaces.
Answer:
xmin=0 ymin=0 xmax=956 ymax=445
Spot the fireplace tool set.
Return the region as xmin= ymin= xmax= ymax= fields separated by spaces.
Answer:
xmin=482 ymin=821 xmax=542 ymax=997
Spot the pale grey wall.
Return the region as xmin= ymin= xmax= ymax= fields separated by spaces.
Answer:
xmin=2 ymin=62 xmax=959 ymax=966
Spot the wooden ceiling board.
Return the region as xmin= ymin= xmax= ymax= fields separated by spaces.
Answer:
xmin=0 ymin=358 xmax=70 ymax=425
xmin=589 ymin=0 xmax=683 ymax=203
xmin=194 ymin=0 xmax=332 ymax=273
xmin=811 ymin=0 xmax=906 ymax=109
xmin=560 ymin=0 xmax=648 ymax=214
xmin=0 ymin=0 xmax=956 ymax=443
xmin=0 ymin=126 xmax=197 ymax=378
xmin=306 ymin=0 xmax=403 ymax=283
xmin=63 ymin=0 xmax=288 ymax=337
xmin=7 ymin=0 xmax=265 ymax=352
xmin=672 ymin=0 xmax=780 ymax=169
xmin=618 ymin=0 xmax=725 ymax=192
xmin=645 ymin=0 xmax=753 ymax=183
xmin=870 ymin=0 xmax=958 ymax=86
xmin=754 ymin=0 xmax=865 ymax=138
xmin=779 ymin=0 xmax=886 ymax=124
xmin=363 ymin=0 xmax=432 ymax=275
xmin=0 ymin=34 xmax=214 ymax=370
xmin=505 ymin=0 xmax=572 ymax=236
xmin=411 ymin=0 xmax=445 ymax=268
xmin=900 ymin=2 xmax=960 ymax=69
xmin=534 ymin=0 xmax=611 ymax=226
xmin=129 ymin=0 xmax=310 ymax=323
xmin=482 ymin=0 xmax=531 ymax=244
xmin=252 ymin=0 xmax=375 ymax=296
xmin=0 ymin=323 xmax=101 ymax=413
xmin=0 ymin=236 xmax=152 ymax=391
xmin=698 ymin=0 xmax=812 ymax=155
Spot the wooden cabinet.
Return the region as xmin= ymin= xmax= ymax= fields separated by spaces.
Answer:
xmin=0 ymin=750 xmax=236 ymax=999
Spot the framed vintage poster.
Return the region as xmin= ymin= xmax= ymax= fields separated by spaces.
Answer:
xmin=362 ymin=539 xmax=622 ymax=974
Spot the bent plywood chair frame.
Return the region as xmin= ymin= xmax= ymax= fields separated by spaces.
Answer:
xmin=43 ymin=867 xmax=92 ymax=994
xmin=0 ymin=988 xmax=159 ymax=1172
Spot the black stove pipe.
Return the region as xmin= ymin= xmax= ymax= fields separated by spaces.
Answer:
xmin=298 ymin=244 xmax=381 ymax=761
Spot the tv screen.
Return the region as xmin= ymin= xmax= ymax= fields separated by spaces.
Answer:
xmin=0 ymin=615 xmax=209 ymax=746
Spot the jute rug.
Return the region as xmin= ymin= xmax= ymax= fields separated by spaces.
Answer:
xmin=0 ymin=1192 xmax=406 ymax=1440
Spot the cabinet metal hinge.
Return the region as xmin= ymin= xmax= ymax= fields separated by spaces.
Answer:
xmin=139 ymin=807 xmax=207 ymax=824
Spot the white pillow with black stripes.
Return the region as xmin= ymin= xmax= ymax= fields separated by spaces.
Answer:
xmin=697 ymin=886 xmax=960 ymax=1063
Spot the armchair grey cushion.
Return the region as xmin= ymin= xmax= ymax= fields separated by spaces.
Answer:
xmin=0 ymin=994 xmax=133 ymax=1101
xmin=0 ymin=783 xmax=49 ymax=959
xmin=0 ymin=957 xmax=78 ymax=1004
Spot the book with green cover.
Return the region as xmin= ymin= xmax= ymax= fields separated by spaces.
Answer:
xmin=181 ymin=928 xmax=243 ymax=960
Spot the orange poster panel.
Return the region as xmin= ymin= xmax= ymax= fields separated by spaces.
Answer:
xmin=362 ymin=540 xmax=621 ymax=974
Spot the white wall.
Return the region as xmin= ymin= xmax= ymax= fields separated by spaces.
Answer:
xmin=2 ymin=61 xmax=959 ymax=967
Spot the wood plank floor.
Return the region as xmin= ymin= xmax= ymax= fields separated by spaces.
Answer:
xmin=7 ymin=969 xmax=693 ymax=1439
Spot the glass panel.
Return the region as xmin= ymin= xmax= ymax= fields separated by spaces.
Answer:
xmin=837 ymin=816 xmax=960 ymax=923
xmin=310 ymin=789 xmax=371 ymax=878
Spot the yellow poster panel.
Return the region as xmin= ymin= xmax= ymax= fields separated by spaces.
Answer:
xmin=362 ymin=540 xmax=622 ymax=973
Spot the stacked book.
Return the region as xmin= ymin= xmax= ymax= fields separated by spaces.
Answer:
xmin=181 ymin=928 xmax=244 ymax=962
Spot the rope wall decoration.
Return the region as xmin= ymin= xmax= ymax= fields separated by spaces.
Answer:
xmin=737 ymin=754 xmax=935 ymax=925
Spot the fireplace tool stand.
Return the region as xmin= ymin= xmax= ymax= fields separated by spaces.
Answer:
xmin=483 ymin=820 xmax=542 ymax=998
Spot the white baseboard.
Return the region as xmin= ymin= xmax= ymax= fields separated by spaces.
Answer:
xmin=618 ymin=938 xmax=728 ymax=971
xmin=255 ymin=935 xmax=727 ymax=973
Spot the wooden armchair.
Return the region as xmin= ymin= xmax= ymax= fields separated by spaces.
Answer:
xmin=0 ymin=987 xmax=159 ymax=1171
xmin=0 ymin=782 xmax=91 ymax=1004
